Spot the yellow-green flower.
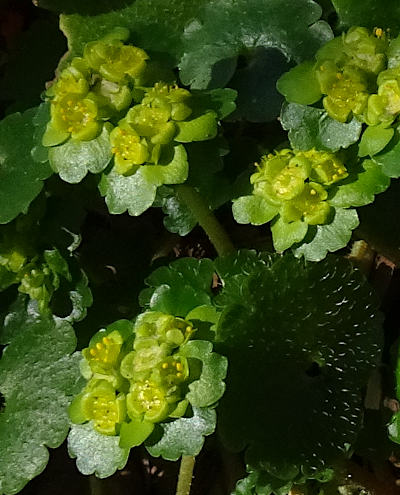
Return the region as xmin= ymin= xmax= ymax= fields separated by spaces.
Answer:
xmin=110 ymin=125 xmax=149 ymax=174
xmin=70 ymin=380 xmax=126 ymax=435
xmin=84 ymin=39 xmax=148 ymax=84
xmin=317 ymin=64 xmax=369 ymax=122
xmin=142 ymin=82 xmax=193 ymax=121
xmin=48 ymin=94 xmax=101 ymax=142
xmin=47 ymin=58 xmax=90 ymax=100
xmin=280 ymin=182 xmax=330 ymax=225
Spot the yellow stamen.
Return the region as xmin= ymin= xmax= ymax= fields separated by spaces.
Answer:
xmin=96 ymin=342 xmax=103 ymax=350
xmin=162 ymin=362 xmax=169 ymax=369
xmin=90 ymin=348 xmax=96 ymax=356
xmin=310 ymin=189 xmax=317 ymax=196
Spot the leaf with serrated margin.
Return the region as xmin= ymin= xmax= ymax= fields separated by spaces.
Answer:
xmin=139 ymin=258 xmax=214 ymax=317
xmin=216 ymin=254 xmax=382 ymax=482
xmin=214 ymin=249 xmax=276 ymax=308
xmin=331 ymin=0 xmax=400 ymax=32
xmin=67 ymin=423 xmax=129 ymax=478
xmin=99 ymin=145 xmax=188 ymax=217
xmin=0 ymin=308 xmax=82 ymax=494
xmin=280 ymin=103 xmax=362 ymax=152
xmin=145 ymin=407 xmax=216 ymax=460
xmin=48 ymin=125 xmax=112 ymax=184
xmin=330 ymin=160 xmax=390 ymax=208
xmin=154 ymin=186 xmax=197 ymax=236
xmin=0 ymin=109 xmax=53 ymax=224
xmin=372 ymin=129 xmax=400 ymax=178
xmin=180 ymin=340 xmax=227 ymax=407
xmin=179 ymin=0 xmax=332 ymax=91
xmin=293 ymin=208 xmax=359 ymax=261
xmin=60 ymin=0 xmax=209 ymax=66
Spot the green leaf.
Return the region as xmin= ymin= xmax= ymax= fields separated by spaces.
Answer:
xmin=331 ymin=0 xmax=400 ymax=32
xmin=154 ymin=186 xmax=197 ymax=236
xmin=66 ymin=270 xmax=93 ymax=323
xmin=180 ymin=340 xmax=227 ymax=407
xmin=216 ymin=254 xmax=382 ymax=480
xmin=48 ymin=125 xmax=113 ymax=184
xmin=140 ymin=145 xmax=188 ymax=186
xmin=330 ymin=160 xmax=390 ymax=208
xmin=140 ymin=258 xmax=214 ymax=317
xmin=232 ymin=196 xmax=279 ymax=226
xmin=214 ymin=250 xmax=276 ymax=308
xmin=372 ymin=129 xmax=400 ymax=178
xmin=35 ymin=0 xmax=129 ymax=15
xmin=190 ymin=88 xmax=237 ymax=120
xmin=119 ymin=419 xmax=155 ymax=449
xmin=0 ymin=309 xmax=82 ymax=494
xmin=0 ymin=109 xmax=53 ymax=224
xmin=232 ymin=470 xmax=294 ymax=495
xmin=228 ymin=48 xmax=289 ymax=122
xmin=68 ymin=423 xmax=129 ymax=477
xmin=60 ymin=0 xmax=209 ymax=65
xmin=271 ymin=218 xmax=309 ymax=252
xmin=281 ymin=103 xmax=362 ymax=152
xmin=358 ymin=126 xmax=394 ymax=158
xmin=146 ymin=407 xmax=216 ymax=460
xmin=179 ymin=0 xmax=332 ymax=89
xmin=99 ymin=168 xmax=157 ymax=216
xmin=277 ymin=61 xmax=322 ymax=105
xmin=293 ymin=208 xmax=359 ymax=261
xmin=175 ymin=112 xmax=218 ymax=143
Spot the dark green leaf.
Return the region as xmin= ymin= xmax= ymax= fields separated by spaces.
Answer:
xmin=0 ymin=109 xmax=53 ymax=224
xmin=60 ymin=0 xmax=209 ymax=65
xmin=68 ymin=423 xmax=129 ymax=477
xmin=330 ymin=160 xmax=390 ymax=208
xmin=154 ymin=186 xmax=197 ymax=236
xmin=35 ymin=0 xmax=130 ymax=15
xmin=48 ymin=125 xmax=113 ymax=184
xmin=179 ymin=0 xmax=332 ymax=90
xmin=216 ymin=254 xmax=382 ymax=480
xmin=331 ymin=0 xmax=400 ymax=32
xmin=281 ymin=103 xmax=362 ymax=152
xmin=190 ymin=88 xmax=237 ymax=120
xmin=0 ymin=309 xmax=82 ymax=493
xmin=214 ymin=250 xmax=276 ymax=308
xmin=146 ymin=407 xmax=216 ymax=460
xmin=293 ymin=208 xmax=359 ymax=261
xmin=228 ymin=48 xmax=289 ymax=122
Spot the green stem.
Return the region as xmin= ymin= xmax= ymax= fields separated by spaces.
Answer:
xmin=176 ymin=455 xmax=196 ymax=495
xmin=175 ymin=184 xmax=235 ymax=256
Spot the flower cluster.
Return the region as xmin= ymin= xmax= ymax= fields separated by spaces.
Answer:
xmin=249 ymin=148 xmax=347 ymax=225
xmin=43 ymin=29 xmax=219 ymax=177
xmin=315 ymin=27 xmax=389 ymax=123
xmin=69 ymin=313 xmax=198 ymax=445
xmin=110 ymin=83 xmax=195 ymax=174
xmin=0 ymin=227 xmax=70 ymax=312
